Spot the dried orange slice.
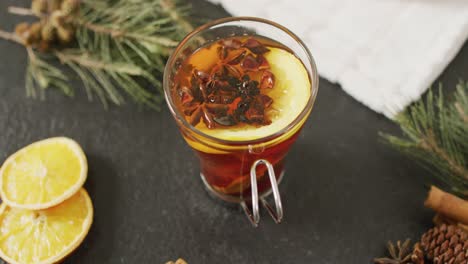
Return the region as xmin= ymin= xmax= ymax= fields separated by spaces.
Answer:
xmin=0 ymin=188 xmax=93 ymax=264
xmin=0 ymin=137 xmax=87 ymax=210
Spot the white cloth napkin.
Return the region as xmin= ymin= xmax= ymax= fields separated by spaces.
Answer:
xmin=208 ymin=0 xmax=468 ymax=118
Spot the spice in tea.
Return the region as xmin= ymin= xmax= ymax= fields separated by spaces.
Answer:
xmin=174 ymin=37 xmax=277 ymax=129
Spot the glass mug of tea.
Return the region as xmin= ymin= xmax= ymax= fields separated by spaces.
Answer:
xmin=164 ymin=17 xmax=318 ymax=226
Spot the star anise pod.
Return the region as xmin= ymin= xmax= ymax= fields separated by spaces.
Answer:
xmin=243 ymin=38 xmax=269 ymax=54
xmin=374 ymin=239 xmax=414 ymax=264
xmin=177 ymin=37 xmax=275 ymax=128
xmin=186 ymin=103 xmax=217 ymax=128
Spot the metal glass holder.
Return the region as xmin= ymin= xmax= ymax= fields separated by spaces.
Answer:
xmin=240 ymin=159 xmax=283 ymax=227
xmin=200 ymin=159 xmax=284 ymax=227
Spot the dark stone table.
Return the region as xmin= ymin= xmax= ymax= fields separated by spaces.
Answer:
xmin=0 ymin=1 xmax=467 ymax=263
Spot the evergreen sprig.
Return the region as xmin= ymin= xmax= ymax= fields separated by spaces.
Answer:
xmin=381 ymin=81 xmax=468 ymax=197
xmin=0 ymin=0 xmax=194 ymax=110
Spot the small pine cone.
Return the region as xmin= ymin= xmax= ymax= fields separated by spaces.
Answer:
xmin=29 ymin=22 xmax=43 ymax=43
xmin=38 ymin=40 xmax=51 ymax=52
xmin=56 ymin=25 xmax=75 ymax=44
xmin=31 ymin=0 xmax=48 ymax=15
xmin=61 ymin=0 xmax=80 ymax=16
xmin=420 ymin=224 xmax=467 ymax=264
xmin=41 ymin=21 xmax=56 ymax=42
xmin=48 ymin=0 xmax=63 ymax=12
xmin=14 ymin=23 xmax=34 ymax=46
xmin=50 ymin=10 xmax=66 ymax=28
xmin=14 ymin=22 xmax=30 ymax=36
xmin=22 ymin=31 xmax=33 ymax=46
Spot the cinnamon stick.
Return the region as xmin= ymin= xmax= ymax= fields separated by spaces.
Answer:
xmin=433 ymin=213 xmax=468 ymax=232
xmin=425 ymin=186 xmax=468 ymax=225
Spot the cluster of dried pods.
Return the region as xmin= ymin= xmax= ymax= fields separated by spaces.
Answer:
xmin=15 ymin=0 xmax=80 ymax=51
xmin=177 ymin=38 xmax=276 ymax=129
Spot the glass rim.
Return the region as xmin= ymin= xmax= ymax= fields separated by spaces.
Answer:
xmin=163 ymin=16 xmax=319 ymax=146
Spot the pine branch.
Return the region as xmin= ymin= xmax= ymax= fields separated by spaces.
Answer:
xmin=419 ymin=130 xmax=467 ymax=180
xmin=54 ymin=49 xmax=162 ymax=108
xmin=8 ymin=6 xmax=41 ymax=17
xmin=0 ymin=0 xmax=195 ymax=109
xmin=160 ymin=0 xmax=194 ymax=35
xmin=55 ymin=50 xmax=146 ymax=75
xmin=457 ymin=103 xmax=468 ymax=123
xmin=26 ymin=47 xmax=72 ymax=98
xmin=75 ymin=19 xmax=179 ymax=47
xmin=381 ymin=81 xmax=468 ymax=197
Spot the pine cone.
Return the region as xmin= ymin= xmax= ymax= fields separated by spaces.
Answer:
xmin=15 ymin=22 xmax=30 ymax=36
xmin=41 ymin=21 xmax=56 ymax=42
xmin=29 ymin=22 xmax=42 ymax=43
xmin=48 ymin=0 xmax=63 ymax=12
xmin=433 ymin=213 xmax=468 ymax=233
xmin=14 ymin=22 xmax=35 ymax=46
xmin=50 ymin=10 xmax=67 ymax=28
xmin=420 ymin=224 xmax=467 ymax=264
xmin=61 ymin=0 xmax=80 ymax=16
xmin=56 ymin=25 xmax=74 ymax=44
xmin=31 ymin=0 xmax=48 ymax=16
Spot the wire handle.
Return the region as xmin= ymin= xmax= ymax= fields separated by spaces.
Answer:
xmin=241 ymin=159 xmax=283 ymax=227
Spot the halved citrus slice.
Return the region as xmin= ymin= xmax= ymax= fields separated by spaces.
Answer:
xmin=0 ymin=137 xmax=87 ymax=210
xmin=195 ymin=47 xmax=311 ymax=142
xmin=0 ymin=188 xmax=93 ymax=264
xmin=185 ymin=47 xmax=312 ymax=154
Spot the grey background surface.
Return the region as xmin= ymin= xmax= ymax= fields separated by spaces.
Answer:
xmin=0 ymin=1 xmax=467 ymax=263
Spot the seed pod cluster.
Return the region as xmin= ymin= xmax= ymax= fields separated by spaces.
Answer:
xmin=176 ymin=37 xmax=276 ymax=129
xmin=14 ymin=0 xmax=80 ymax=51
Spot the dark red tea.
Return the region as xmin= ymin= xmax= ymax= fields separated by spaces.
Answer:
xmin=171 ymin=36 xmax=312 ymax=197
